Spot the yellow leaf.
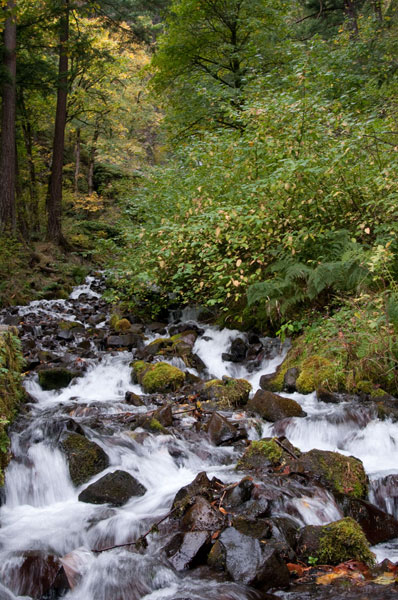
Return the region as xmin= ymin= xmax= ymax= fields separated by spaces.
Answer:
xmin=236 ymin=259 xmax=242 ymax=267
xmin=364 ymin=228 xmax=371 ymax=234
xmin=215 ymin=227 xmax=221 ymax=238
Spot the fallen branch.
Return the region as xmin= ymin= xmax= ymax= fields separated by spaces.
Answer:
xmin=92 ymin=507 xmax=178 ymax=553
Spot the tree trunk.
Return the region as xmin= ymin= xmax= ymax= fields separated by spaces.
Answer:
xmin=74 ymin=127 xmax=81 ymax=195
xmin=0 ymin=0 xmax=17 ymax=233
xmin=344 ymin=0 xmax=359 ymax=36
xmin=88 ymin=124 xmax=99 ymax=195
xmin=372 ymin=0 xmax=383 ymax=21
xmin=47 ymin=0 xmax=69 ymax=244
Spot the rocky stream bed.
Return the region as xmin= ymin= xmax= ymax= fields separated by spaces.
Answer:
xmin=1 ymin=276 xmax=398 ymax=599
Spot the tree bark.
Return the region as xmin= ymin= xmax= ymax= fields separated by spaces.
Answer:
xmin=74 ymin=127 xmax=81 ymax=195
xmin=372 ymin=0 xmax=383 ymax=21
xmin=344 ymin=0 xmax=359 ymax=36
xmin=47 ymin=0 xmax=69 ymax=244
xmin=0 ymin=0 xmax=17 ymax=233
xmin=88 ymin=124 xmax=99 ymax=195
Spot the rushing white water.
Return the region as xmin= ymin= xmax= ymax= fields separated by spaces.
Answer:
xmin=2 ymin=276 xmax=398 ymax=598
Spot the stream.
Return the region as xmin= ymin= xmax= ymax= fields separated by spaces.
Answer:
xmin=1 ymin=276 xmax=398 ymax=599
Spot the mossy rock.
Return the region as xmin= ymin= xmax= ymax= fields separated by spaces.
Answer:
xmin=0 ymin=331 xmax=24 ymax=485
xmin=269 ymin=344 xmax=343 ymax=394
xmin=294 ymin=449 xmax=367 ymax=499
xmin=38 ymin=368 xmax=79 ymax=391
xmin=141 ymin=362 xmax=186 ymax=394
xmin=143 ymin=331 xmax=198 ymax=366
xmin=114 ymin=318 xmax=131 ymax=333
xmin=203 ymin=377 xmax=252 ymax=408
xmin=58 ymin=320 xmax=83 ymax=331
xmin=297 ymin=517 xmax=375 ymax=566
xmin=131 ymin=360 xmax=151 ymax=384
xmin=355 ymin=380 xmax=389 ymax=399
xmin=237 ymin=437 xmax=299 ymax=472
xmin=61 ymin=432 xmax=109 ymax=486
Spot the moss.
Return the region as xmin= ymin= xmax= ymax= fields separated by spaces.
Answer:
xmin=237 ymin=438 xmax=288 ymax=471
xmin=58 ymin=320 xmax=82 ymax=331
xmin=298 ymin=449 xmax=367 ymax=499
xmin=318 ymin=518 xmax=375 ymax=566
xmin=248 ymin=439 xmax=283 ymax=463
xmin=148 ymin=418 xmax=168 ymax=433
xmin=0 ymin=331 xmax=24 ymax=485
xmin=109 ymin=313 xmax=121 ymax=329
xmin=296 ymin=356 xmax=337 ymax=394
xmin=131 ymin=360 xmax=150 ymax=383
xmin=204 ymin=377 xmax=252 ymax=408
xmin=114 ymin=318 xmax=131 ymax=333
xmin=38 ymin=368 xmax=77 ymax=391
xmin=141 ymin=362 xmax=186 ymax=393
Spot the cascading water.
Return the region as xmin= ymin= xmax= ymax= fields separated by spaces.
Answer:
xmin=1 ymin=276 xmax=398 ymax=599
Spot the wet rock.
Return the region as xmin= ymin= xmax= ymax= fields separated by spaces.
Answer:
xmin=106 ymin=333 xmax=143 ymax=349
xmin=338 ymin=495 xmax=398 ymax=545
xmin=1 ymin=551 xmax=67 ymax=599
xmin=247 ymin=390 xmax=306 ymax=422
xmin=265 ymin=517 xmax=299 ymax=562
xmin=216 ymin=527 xmax=290 ymax=590
xmin=146 ymin=322 xmax=167 ymax=334
xmin=223 ymin=477 xmax=254 ymax=508
xmin=57 ymin=329 xmax=75 ymax=341
xmin=231 ymin=515 xmax=272 ymax=540
xmin=61 ymin=432 xmax=109 ymax=486
xmin=78 ymin=470 xmax=147 ymax=506
xmin=165 ymin=531 xmax=211 ymax=571
xmin=172 ymin=472 xmax=214 ymax=516
xmin=153 ymin=404 xmax=173 ymax=427
xmin=125 ymin=391 xmax=145 ymax=406
xmin=296 ymin=517 xmax=375 ymax=566
xmin=182 ymin=496 xmax=223 ymax=532
xmin=206 ymin=412 xmax=238 ymax=446
xmin=293 ymin=449 xmax=368 ymax=499
xmin=38 ymin=367 xmax=79 ymax=390
xmin=283 ymin=368 xmax=300 ymax=393
xmin=202 ymin=377 xmax=251 ymax=408
xmin=317 ymin=387 xmax=341 ymax=403
xmin=259 ymin=373 xmax=277 ymax=391
xmin=222 ymin=338 xmax=248 ymax=363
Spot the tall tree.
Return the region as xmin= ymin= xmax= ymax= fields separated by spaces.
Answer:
xmin=46 ymin=0 xmax=69 ymax=244
xmin=0 ymin=0 xmax=17 ymax=232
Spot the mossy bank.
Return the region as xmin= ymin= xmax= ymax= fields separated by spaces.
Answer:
xmin=0 ymin=329 xmax=24 ymax=485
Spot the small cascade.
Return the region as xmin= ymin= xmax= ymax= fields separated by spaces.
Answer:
xmin=1 ymin=275 xmax=398 ymax=598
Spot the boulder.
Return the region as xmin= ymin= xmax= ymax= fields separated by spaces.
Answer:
xmin=132 ymin=361 xmax=186 ymax=394
xmin=181 ymin=496 xmax=223 ymax=532
xmin=78 ymin=470 xmax=146 ymax=506
xmin=61 ymin=432 xmax=109 ymax=486
xmin=38 ymin=367 xmax=79 ymax=390
xmin=153 ymin=404 xmax=173 ymax=427
xmin=214 ymin=527 xmax=290 ymax=590
xmin=206 ymin=412 xmax=238 ymax=446
xmin=165 ymin=531 xmax=210 ymax=571
xmin=283 ymin=368 xmax=300 ymax=393
xmin=203 ymin=377 xmax=252 ymax=408
xmin=172 ymin=472 xmax=214 ymax=516
xmin=124 ymin=391 xmax=145 ymax=406
xmin=237 ymin=437 xmax=299 ymax=473
xmin=106 ymin=333 xmax=143 ymax=349
xmin=296 ymin=517 xmax=375 ymax=566
xmin=316 ymin=387 xmax=341 ymax=403
xmin=0 ymin=551 xmax=69 ymax=599
xmin=293 ymin=449 xmax=368 ymax=499
xmin=222 ymin=337 xmax=248 ymax=363
xmin=247 ymin=390 xmax=306 ymax=422
xmin=338 ymin=496 xmax=398 ymax=545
